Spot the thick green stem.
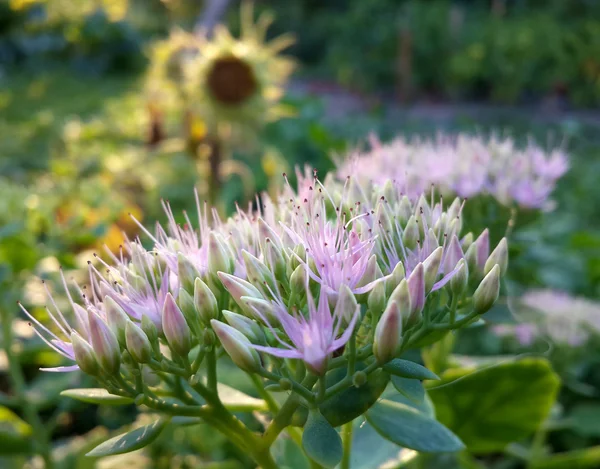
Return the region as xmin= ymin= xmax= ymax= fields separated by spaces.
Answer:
xmin=207 ymin=347 xmax=218 ymax=393
xmin=250 ymin=374 xmax=280 ymax=414
xmin=262 ymin=393 xmax=301 ymax=448
xmin=341 ymin=421 xmax=354 ymax=469
xmin=1 ymin=307 xmax=53 ymax=468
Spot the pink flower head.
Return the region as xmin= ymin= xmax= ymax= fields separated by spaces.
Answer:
xmin=249 ymin=284 xmax=360 ymax=374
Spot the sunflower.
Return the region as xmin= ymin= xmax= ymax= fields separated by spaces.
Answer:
xmin=185 ymin=2 xmax=295 ymax=135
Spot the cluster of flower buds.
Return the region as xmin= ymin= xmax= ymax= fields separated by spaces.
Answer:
xmin=21 ymin=169 xmax=508 ymax=392
xmin=338 ymin=134 xmax=568 ymax=209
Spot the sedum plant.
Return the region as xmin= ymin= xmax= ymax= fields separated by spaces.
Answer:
xmin=21 ymin=170 xmax=508 ymax=468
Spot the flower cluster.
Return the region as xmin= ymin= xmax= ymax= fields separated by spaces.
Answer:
xmin=21 ymin=170 xmax=507 ymax=380
xmin=494 ymin=289 xmax=600 ymax=347
xmin=337 ymin=134 xmax=568 ymax=209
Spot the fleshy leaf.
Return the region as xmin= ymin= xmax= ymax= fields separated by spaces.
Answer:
xmin=391 ymin=376 xmax=425 ymax=405
xmin=86 ymin=418 xmax=169 ymax=457
xmin=302 ymin=409 xmax=343 ymax=468
xmin=366 ymin=399 xmax=464 ymax=453
xmin=383 ymin=359 xmax=439 ymax=381
xmin=61 ymin=388 xmax=134 ymax=406
xmin=428 ymin=358 xmax=560 ymax=454
xmin=0 ymin=406 xmax=33 ymax=455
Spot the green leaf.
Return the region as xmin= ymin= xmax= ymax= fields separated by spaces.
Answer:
xmin=319 ymin=367 xmax=390 ymax=427
xmin=391 ymin=377 xmax=425 ymax=405
xmin=428 ymin=358 xmax=560 ymax=454
xmin=568 ymin=404 xmax=600 ymax=437
xmin=366 ymin=399 xmax=464 ymax=453
xmin=530 ymin=446 xmax=600 ymax=469
xmin=0 ymin=406 xmax=33 ymax=455
xmin=384 ymin=359 xmax=439 ymax=380
xmin=217 ymin=383 xmax=268 ymax=412
xmin=272 ymin=435 xmax=310 ymax=469
xmin=302 ymin=409 xmax=343 ymax=468
xmin=61 ymin=388 xmax=134 ymax=406
xmin=86 ymin=418 xmax=169 ymax=457
xmin=351 ymin=419 xmax=418 ymax=469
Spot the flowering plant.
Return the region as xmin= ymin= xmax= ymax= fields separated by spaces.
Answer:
xmin=22 ymin=170 xmax=508 ymax=468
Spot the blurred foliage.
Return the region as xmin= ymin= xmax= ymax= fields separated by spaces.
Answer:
xmin=260 ymin=0 xmax=600 ymax=107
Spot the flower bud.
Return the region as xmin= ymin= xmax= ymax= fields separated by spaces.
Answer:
xmin=178 ymin=288 xmax=196 ymax=322
xmin=385 ymin=261 xmax=405 ymax=296
xmin=352 ymin=370 xmax=368 ymax=388
xmin=103 ymin=296 xmax=129 ymax=345
xmin=398 ymin=196 xmax=413 ymax=224
xmin=177 ymin=252 xmax=200 ymax=292
xmin=242 ymin=250 xmax=276 ymax=291
xmin=473 ymin=264 xmax=500 ymax=315
xmin=208 ymin=232 xmax=234 ymax=277
xmin=356 ymin=254 xmax=382 ymax=289
xmin=287 ymin=243 xmax=306 ymax=273
xmin=334 ymin=284 xmax=359 ymax=324
xmin=450 ymin=259 xmax=468 ymax=296
xmin=162 ymin=293 xmax=192 ymax=357
xmin=141 ymin=314 xmax=159 ymax=349
xmin=402 ymin=216 xmax=419 ymax=250
xmin=242 ymin=296 xmax=276 ymax=323
xmin=368 ymin=282 xmax=386 ymax=317
xmin=222 ymin=310 xmax=266 ymax=344
xmin=125 ymin=321 xmax=152 ymax=364
xmin=464 ymin=242 xmax=479 ymax=276
xmin=389 ymin=278 xmax=412 ymax=325
xmin=447 ymin=197 xmax=462 ymax=220
xmin=211 ymin=320 xmax=261 ymax=372
xmin=373 ymin=301 xmax=403 ymax=363
xmin=443 ymin=235 xmax=464 ymax=275
xmin=88 ymin=310 xmax=121 ymax=374
xmin=218 ymin=272 xmax=263 ymax=315
xmin=423 ymin=246 xmax=443 ymax=292
xmin=289 ymin=264 xmax=308 ymax=297
xmin=474 ymin=229 xmax=490 ymax=273
xmin=407 ymin=263 xmax=425 ymax=318
xmin=484 ymin=237 xmax=508 ymax=276
xmin=258 ymin=217 xmax=284 ymax=251
xmin=461 ymin=232 xmax=474 ymax=251
xmin=194 ymin=277 xmax=219 ymax=323
xmin=71 ymin=333 xmax=99 ymax=376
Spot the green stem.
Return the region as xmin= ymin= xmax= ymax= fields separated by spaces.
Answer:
xmin=207 ymin=347 xmax=218 ymax=393
xmin=341 ymin=421 xmax=354 ymax=469
xmin=1 ymin=307 xmax=53 ymax=468
xmin=262 ymin=393 xmax=301 ymax=448
xmin=250 ymin=374 xmax=280 ymax=414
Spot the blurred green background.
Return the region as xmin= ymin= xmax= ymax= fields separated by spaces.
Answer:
xmin=1 ymin=0 xmax=600 ymax=468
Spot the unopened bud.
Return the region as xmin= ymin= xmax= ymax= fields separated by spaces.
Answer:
xmin=407 ymin=263 xmax=425 ymax=318
xmin=423 ymin=246 xmax=443 ymax=292
xmin=178 ymin=252 xmax=200 ymax=292
xmin=474 ymin=229 xmax=490 ymax=273
xmin=194 ymin=277 xmax=218 ymax=323
xmin=242 ymin=296 xmax=276 ymax=323
xmin=242 ymin=250 xmax=276 ymax=291
xmin=484 ymin=237 xmax=508 ymax=276
xmin=211 ymin=320 xmax=261 ymax=372
xmin=88 ymin=310 xmax=120 ymax=374
xmin=218 ymin=272 xmax=263 ymax=315
xmin=334 ymin=285 xmax=359 ymax=324
xmin=443 ymin=235 xmax=464 ymax=275
xmin=279 ymin=378 xmax=292 ymax=391
xmin=223 ymin=310 xmax=266 ymax=344
xmin=71 ymin=333 xmax=99 ymax=376
xmin=398 ymin=196 xmax=413 ymax=224
xmin=162 ymin=293 xmax=192 ymax=357
xmin=373 ymin=301 xmax=403 ymax=363
xmin=357 ymin=254 xmax=381 ymax=289
xmin=461 ymin=232 xmax=474 ymax=251
xmin=464 ymin=242 xmax=479 ymax=276
xmin=473 ymin=264 xmax=500 ymax=315
xmin=385 ymin=261 xmax=405 ymax=296
xmin=208 ymin=232 xmax=234 ymax=276
xmin=368 ymin=282 xmax=386 ymax=317
xmin=125 ymin=321 xmax=152 ymax=364
xmin=104 ymin=296 xmax=129 ymax=345
xmin=141 ymin=315 xmax=159 ymax=348
xmin=178 ymin=288 xmax=196 ymax=322
xmin=402 ymin=216 xmax=419 ymax=250
xmin=289 ymin=264 xmax=308 ymax=297
xmin=352 ymin=371 xmax=368 ymax=388
xmin=450 ymin=259 xmax=468 ymax=296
